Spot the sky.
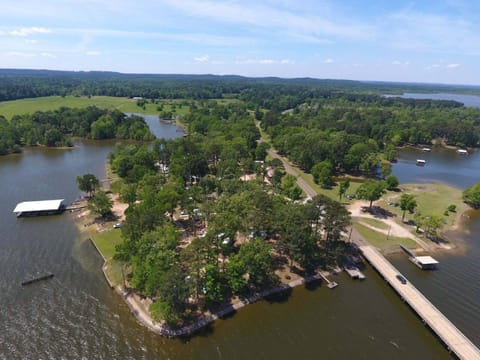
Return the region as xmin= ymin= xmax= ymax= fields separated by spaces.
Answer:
xmin=1 ymin=0 xmax=480 ymax=85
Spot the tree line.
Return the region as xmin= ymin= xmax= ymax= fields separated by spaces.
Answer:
xmin=0 ymin=106 xmax=154 ymax=155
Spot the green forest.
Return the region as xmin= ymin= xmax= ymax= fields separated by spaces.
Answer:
xmin=108 ymin=101 xmax=354 ymax=326
xmin=0 ymin=106 xmax=153 ymax=154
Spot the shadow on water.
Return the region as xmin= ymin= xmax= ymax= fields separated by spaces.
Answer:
xmin=181 ymin=322 xmax=216 ymax=340
xmin=263 ymin=287 xmax=293 ymax=304
xmin=304 ymin=278 xmax=322 ymax=291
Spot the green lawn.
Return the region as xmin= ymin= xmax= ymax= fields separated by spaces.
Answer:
xmin=91 ymin=229 xmax=124 ymax=287
xmin=91 ymin=229 xmax=122 ymax=260
xmin=359 ymin=217 xmax=390 ymax=230
xmin=0 ymin=95 xmax=206 ymax=119
xmin=379 ymin=182 xmax=467 ymax=227
xmin=354 ymin=222 xmax=417 ymax=252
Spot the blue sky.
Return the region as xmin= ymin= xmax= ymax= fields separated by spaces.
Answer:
xmin=1 ymin=0 xmax=480 ymax=85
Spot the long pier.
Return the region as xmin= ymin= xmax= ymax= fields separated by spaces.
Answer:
xmin=359 ymin=244 xmax=480 ymax=359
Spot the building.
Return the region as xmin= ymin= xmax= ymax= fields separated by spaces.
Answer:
xmin=13 ymin=199 xmax=65 ymax=217
xmin=410 ymin=255 xmax=439 ymax=270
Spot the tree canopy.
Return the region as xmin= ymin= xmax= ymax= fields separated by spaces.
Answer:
xmin=463 ymin=183 xmax=480 ymax=209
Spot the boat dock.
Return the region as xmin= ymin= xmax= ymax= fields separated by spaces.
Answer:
xmin=344 ymin=266 xmax=366 ymax=280
xmin=400 ymin=244 xmax=439 ymax=270
xmin=13 ymin=199 xmax=65 ymax=217
xmin=319 ymin=273 xmax=338 ymax=289
xmin=359 ymin=244 xmax=480 ymax=359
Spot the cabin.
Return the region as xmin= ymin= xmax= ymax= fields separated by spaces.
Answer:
xmin=13 ymin=199 xmax=65 ymax=217
xmin=456 ymin=149 xmax=468 ymax=155
xmin=416 ymin=159 xmax=426 ymax=166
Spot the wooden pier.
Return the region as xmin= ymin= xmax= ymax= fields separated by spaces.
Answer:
xmin=359 ymin=244 xmax=480 ymax=360
xmin=319 ymin=273 xmax=338 ymax=289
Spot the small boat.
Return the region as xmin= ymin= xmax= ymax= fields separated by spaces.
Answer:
xmin=416 ymin=159 xmax=426 ymax=166
xmin=422 ymin=147 xmax=431 ymax=152
xmin=456 ymin=149 xmax=468 ymax=155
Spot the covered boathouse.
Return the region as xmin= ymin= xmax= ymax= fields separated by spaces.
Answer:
xmin=13 ymin=199 xmax=65 ymax=217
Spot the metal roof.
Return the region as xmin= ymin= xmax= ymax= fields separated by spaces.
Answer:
xmin=415 ymin=256 xmax=439 ymax=265
xmin=13 ymin=199 xmax=64 ymax=213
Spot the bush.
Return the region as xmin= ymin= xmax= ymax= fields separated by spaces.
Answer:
xmin=447 ymin=204 xmax=456 ymax=212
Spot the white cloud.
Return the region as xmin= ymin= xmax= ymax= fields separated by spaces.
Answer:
xmin=6 ymin=51 xmax=37 ymax=57
xmin=25 ymin=39 xmax=38 ymax=44
xmin=194 ymin=55 xmax=209 ymax=62
xmin=41 ymin=52 xmax=56 ymax=58
xmin=85 ymin=50 xmax=101 ymax=56
xmin=235 ymin=58 xmax=293 ymax=65
xmin=392 ymin=60 xmax=410 ymax=66
xmin=446 ymin=63 xmax=460 ymax=68
xmin=323 ymin=58 xmax=334 ymax=64
xmin=9 ymin=27 xmax=51 ymax=37
xmin=159 ymin=0 xmax=375 ymax=42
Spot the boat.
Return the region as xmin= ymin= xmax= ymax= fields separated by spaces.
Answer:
xmin=456 ymin=149 xmax=468 ymax=155
xmin=422 ymin=147 xmax=431 ymax=152
xmin=416 ymin=159 xmax=426 ymax=166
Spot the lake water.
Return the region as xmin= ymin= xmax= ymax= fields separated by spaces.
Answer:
xmin=0 ymin=115 xmax=478 ymax=359
xmin=394 ymin=147 xmax=479 ymax=188
xmin=384 ymin=92 xmax=480 ymax=108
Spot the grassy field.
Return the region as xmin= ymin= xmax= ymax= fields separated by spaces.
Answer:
xmin=354 ymin=222 xmax=417 ymax=252
xmin=91 ymin=229 xmax=124 ymax=286
xmin=0 ymin=95 xmax=198 ymax=119
xmin=379 ymin=182 xmax=467 ymax=228
xmin=0 ymin=95 xmax=241 ymax=119
xmin=359 ymin=217 xmax=390 ymax=230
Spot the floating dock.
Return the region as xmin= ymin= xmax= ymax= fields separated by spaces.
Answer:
xmin=360 ymin=244 xmax=480 ymax=359
xmin=13 ymin=199 xmax=65 ymax=217
xmin=344 ymin=266 xmax=366 ymax=280
xmin=21 ymin=273 xmax=54 ymax=286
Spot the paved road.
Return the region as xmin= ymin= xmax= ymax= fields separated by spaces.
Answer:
xmin=267 ymin=149 xmax=317 ymax=199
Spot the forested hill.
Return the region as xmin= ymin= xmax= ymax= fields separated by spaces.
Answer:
xmin=1 ymin=68 xmax=480 ymax=102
